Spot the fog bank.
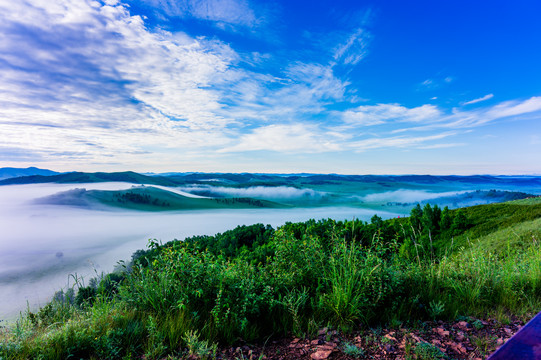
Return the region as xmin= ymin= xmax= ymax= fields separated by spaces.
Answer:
xmin=0 ymin=183 xmax=400 ymax=321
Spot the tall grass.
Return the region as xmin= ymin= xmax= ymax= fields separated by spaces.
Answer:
xmin=2 ymin=202 xmax=541 ymax=359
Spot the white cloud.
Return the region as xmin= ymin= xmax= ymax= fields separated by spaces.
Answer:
xmin=484 ymin=96 xmax=541 ymax=119
xmin=0 ymin=0 xmax=241 ymax=165
xmin=1 ymin=1 xmax=538 ymax=171
xmin=419 ymin=76 xmax=453 ymax=90
xmin=438 ymin=96 xmax=541 ymax=129
xmin=383 ymin=96 xmax=541 ymax=132
xmin=217 ymin=62 xmax=348 ymax=123
xmin=133 ymin=0 xmax=259 ymax=28
xmin=350 ymin=132 xmax=457 ymax=151
xmin=0 ymin=0 xmax=358 ymax=165
xmin=333 ymin=28 xmax=370 ymax=65
xmin=219 ymin=124 xmax=342 ymax=153
xmin=462 ymin=93 xmax=494 ymax=105
xmin=342 ymin=103 xmax=441 ymax=126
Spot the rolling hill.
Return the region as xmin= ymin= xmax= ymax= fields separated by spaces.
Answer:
xmin=35 ymin=186 xmax=286 ymax=211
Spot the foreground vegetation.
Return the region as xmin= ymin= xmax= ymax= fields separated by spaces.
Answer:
xmin=1 ymin=198 xmax=540 ymax=359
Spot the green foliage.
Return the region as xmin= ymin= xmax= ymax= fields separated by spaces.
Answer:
xmin=75 ymin=286 xmax=96 ymax=307
xmin=319 ymin=237 xmax=400 ymax=330
xmin=414 ymin=342 xmax=447 ymax=359
xmin=341 ymin=341 xmax=365 ymax=358
xmin=2 ymin=198 xmax=541 ymax=359
xmin=428 ymin=300 xmax=445 ymax=319
xmin=182 ymin=330 xmax=217 ymax=359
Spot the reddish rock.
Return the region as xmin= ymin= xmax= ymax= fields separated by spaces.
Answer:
xmin=311 ymin=350 xmax=332 ymax=359
xmin=434 ymin=327 xmax=450 ymax=337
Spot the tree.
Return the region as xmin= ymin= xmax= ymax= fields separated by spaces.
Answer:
xmin=409 ymin=204 xmax=423 ymax=231
xmin=421 ymin=203 xmax=434 ymax=233
xmin=451 ymin=209 xmax=468 ymax=234
xmin=439 ymin=206 xmax=452 ymax=230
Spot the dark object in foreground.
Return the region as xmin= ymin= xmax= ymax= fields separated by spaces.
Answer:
xmin=488 ymin=311 xmax=541 ymax=360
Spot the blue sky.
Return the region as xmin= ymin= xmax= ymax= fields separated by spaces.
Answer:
xmin=0 ymin=0 xmax=540 ymax=174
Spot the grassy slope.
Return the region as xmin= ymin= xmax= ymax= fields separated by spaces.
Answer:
xmin=89 ymin=186 xmax=286 ymax=211
xmin=1 ymin=198 xmax=541 ymax=359
xmin=449 ymin=197 xmax=541 ymax=250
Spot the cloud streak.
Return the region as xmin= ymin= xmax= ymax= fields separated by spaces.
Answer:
xmin=133 ymin=0 xmax=260 ymax=28
xmin=463 ymin=93 xmax=494 ymax=105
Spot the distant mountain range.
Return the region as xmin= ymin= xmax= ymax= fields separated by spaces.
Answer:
xmin=2 ymin=168 xmax=541 ymax=188
xmin=0 ymin=170 xmax=182 ymax=186
xmin=0 ymin=167 xmax=59 ymax=180
xmin=2 ymin=167 xmax=539 ymax=212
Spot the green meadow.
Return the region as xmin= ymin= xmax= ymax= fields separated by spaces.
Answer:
xmin=89 ymin=187 xmax=285 ymax=211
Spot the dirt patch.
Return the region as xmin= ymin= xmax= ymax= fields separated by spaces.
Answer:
xmin=216 ymin=316 xmax=525 ymax=360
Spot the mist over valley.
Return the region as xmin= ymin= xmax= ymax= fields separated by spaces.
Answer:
xmin=1 ymin=170 xmax=539 ymax=321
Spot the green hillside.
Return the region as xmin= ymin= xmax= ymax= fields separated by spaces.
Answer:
xmin=448 ymin=197 xmax=541 ymax=251
xmin=36 ymin=186 xmax=286 ymax=210
xmin=89 ymin=186 xmax=286 ymax=210
xmin=2 ymin=198 xmax=541 ymax=359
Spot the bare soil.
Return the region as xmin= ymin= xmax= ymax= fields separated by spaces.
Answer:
xmin=215 ymin=316 xmax=526 ymax=360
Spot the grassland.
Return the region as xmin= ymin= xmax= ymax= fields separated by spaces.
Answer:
xmin=1 ymin=198 xmax=540 ymax=359
xmin=90 ymin=187 xmax=285 ymax=211
xmin=37 ymin=186 xmax=286 ymax=211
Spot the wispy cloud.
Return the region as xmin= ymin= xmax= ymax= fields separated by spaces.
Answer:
xmin=0 ymin=1 xmax=239 ymax=162
xmin=219 ymin=124 xmax=342 ymax=153
xmin=373 ymin=96 xmax=541 ymax=133
xmin=418 ymin=76 xmax=453 ymax=90
xmin=333 ymin=28 xmax=371 ymax=65
xmin=349 ymin=132 xmax=458 ymax=152
xmin=341 ymin=104 xmax=441 ymax=126
xmin=462 ymin=93 xmax=494 ymax=105
xmin=216 ymin=61 xmax=348 ymax=124
xmin=132 ymin=0 xmax=260 ymax=28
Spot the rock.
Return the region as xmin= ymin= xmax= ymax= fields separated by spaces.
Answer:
xmin=318 ymin=343 xmax=336 ymax=351
xmin=450 ymin=342 xmax=467 ymax=354
xmin=434 ymin=327 xmax=450 ymax=337
xmin=311 ymin=350 xmax=332 ymax=359
xmin=410 ymin=334 xmax=428 ymax=344
xmin=456 ymin=321 xmax=472 ymax=331
xmin=384 ymin=333 xmax=397 ymax=342
xmin=311 ymin=339 xmax=321 ymax=345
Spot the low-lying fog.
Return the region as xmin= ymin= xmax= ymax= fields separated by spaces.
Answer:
xmin=0 ymin=183 xmax=402 ymax=322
